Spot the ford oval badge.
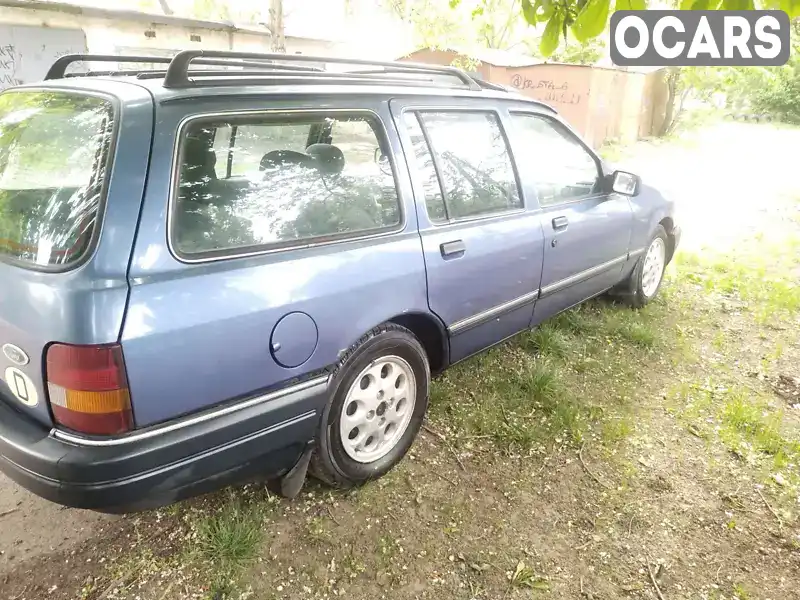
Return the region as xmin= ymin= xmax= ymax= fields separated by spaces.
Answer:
xmin=2 ymin=344 xmax=29 ymax=366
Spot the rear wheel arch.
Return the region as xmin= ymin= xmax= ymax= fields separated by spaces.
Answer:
xmin=388 ymin=312 xmax=449 ymax=375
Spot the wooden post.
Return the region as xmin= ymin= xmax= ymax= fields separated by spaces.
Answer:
xmin=156 ymin=0 xmax=173 ymax=15
xmin=270 ymin=0 xmax=285 ymax=53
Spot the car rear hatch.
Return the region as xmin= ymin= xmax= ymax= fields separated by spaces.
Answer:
xmin=0 ymin=85 xmax=146 ymax=431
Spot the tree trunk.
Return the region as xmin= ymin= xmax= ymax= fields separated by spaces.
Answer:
xmin=658 ymin=67 xmax=680 ymax=137
xmin=270 ymin=0 xmax=286 ymax=53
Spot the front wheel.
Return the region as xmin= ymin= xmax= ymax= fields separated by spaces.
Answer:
xmin=622 ymin=225 xmax=668 ymax=308
xmin=310 ymin=324 xmax=429 ymax=488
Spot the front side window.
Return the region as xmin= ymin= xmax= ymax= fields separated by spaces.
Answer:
xmin=510 ymin=114 xmax=600 ymax=206
xmin=0 ymin=91 xmax=114 ymax=267
xmin=418 ymin=111 xmax=521 ymax=221
xmin=173 ymin=113 xmax=401 ymax=258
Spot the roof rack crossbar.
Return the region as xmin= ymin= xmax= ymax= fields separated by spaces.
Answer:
xmin=47 ymin=55 xmax=171 ymax=80
xmin=45 ymin=54 xmax=325 ymax=80
xmin=163 ymin=49 xmax=481 ymax=90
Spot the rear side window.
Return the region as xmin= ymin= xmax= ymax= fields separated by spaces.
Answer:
xmin=0 ymin=91 xmax=114 ymax=267
xmin=172 ymin=113 xmax=401 ymax=259
xmin=406 ymin=111 xmax=521 ymax=222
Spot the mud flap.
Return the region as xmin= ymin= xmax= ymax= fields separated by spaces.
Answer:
xmin=278 ymin=443 xmax=313 ymax=499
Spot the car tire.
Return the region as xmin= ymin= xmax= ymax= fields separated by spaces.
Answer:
xmin=310 ymin=323 xmax=430 ymax=488
xmin=622 ymin=225 xmax=669 ymax=309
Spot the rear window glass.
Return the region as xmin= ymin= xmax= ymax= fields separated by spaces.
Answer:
xmin=0 ymin=91 xmax=114 ymax=267
xmin=172 ymin=113 xmax=401 ymax=259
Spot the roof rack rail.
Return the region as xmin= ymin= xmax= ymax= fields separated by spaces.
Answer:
xmin=163 ymin=49 xmax=481 ymax=91
xmin=140 ymin=71 xmax=441 ymax=88
xmin=45 ymin=54 xmax=324 ymax=80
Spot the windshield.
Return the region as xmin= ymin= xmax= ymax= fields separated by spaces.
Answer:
xmin=0 ymin=91 xmax=114 ymax=268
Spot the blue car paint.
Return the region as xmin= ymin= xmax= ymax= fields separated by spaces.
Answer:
xmin=123 ymin=96 xmax=431 ymax=427
xmin=0 ymin=71 xmax=679 ymax=510
xmin=0 ymin=79 xmax=153 ymax=428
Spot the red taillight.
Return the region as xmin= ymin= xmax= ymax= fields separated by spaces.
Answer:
xmin=46 ymin=343 xmax=133 ymax=435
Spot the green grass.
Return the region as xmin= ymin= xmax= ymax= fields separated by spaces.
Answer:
xmin=671 ymin=381 xmax=800 ymax=487
xmin=430 ymin=354 xmax=581 ymax=454
xmin=720 ymin=391 xmax=800 ymax=469
xmin=428 ymin=297 xmax=668 ymax=457
xmin=676 ymin=250 xmax=800 ymax=323
xmin=196 ymin=501 xmax=265 ymax=595
xmin=614 ymin=318 xmax=657 ymax=348
xmin=523 ymin=322 xmax=570 ymax=358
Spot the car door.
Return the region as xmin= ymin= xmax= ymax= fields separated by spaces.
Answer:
xmin=508 ymin=111 xmax=634 ymax=324
xmin=391 ymin=100 xmax=545 ymax=363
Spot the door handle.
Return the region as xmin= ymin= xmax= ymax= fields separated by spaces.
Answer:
xmin=440 ymin=239 xmax=466 ymax=258
xmin=552 ymin=216 xmax=569 ymax=231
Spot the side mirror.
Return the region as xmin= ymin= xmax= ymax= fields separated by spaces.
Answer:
xmin=609 ymin=170 xmax=641 ymax=196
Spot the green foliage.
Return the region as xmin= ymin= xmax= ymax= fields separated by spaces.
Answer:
xmin=491 ymin=0 xmax=800 ymax=56
xmin=540 ymin=10 xmax=564 ymax=56
xmin=572 ymin=0 xmax=610 ymax=43
xmin=751 ymin=61 xmax=800 ymax=123
xmin=392 ymin=0 xmax=526 ymax=50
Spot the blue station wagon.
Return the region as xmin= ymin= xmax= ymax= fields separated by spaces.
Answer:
xmin=0 ymin=51 xmax=680 ymax=512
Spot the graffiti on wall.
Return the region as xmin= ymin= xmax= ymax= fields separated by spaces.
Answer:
xmin=0 ymin=26 xmax=87 ymax=91
xmin=0 ymin=45 xmax=22 ymax=88
xmin=510 ymin=73 xmax=582 ymax=106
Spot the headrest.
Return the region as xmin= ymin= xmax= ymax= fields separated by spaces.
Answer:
xmin=182 ymin=135 xmax=217 ymax=179
xmin=260 ymin=149 xmax=316 ymax=172
xmin=306 ymin=143 xmax=345 ymax=175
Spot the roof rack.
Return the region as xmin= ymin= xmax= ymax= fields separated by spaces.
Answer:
xmin=163 ymin=50 xmax=481 ymax=90
xmin=45 ymin=54 xmax=325 ymax=80
xmin=45 ymin=50 xmax=486 ymax=93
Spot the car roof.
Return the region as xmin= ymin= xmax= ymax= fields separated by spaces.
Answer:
xmin=30 ymin=50 xmax=557 ymax=114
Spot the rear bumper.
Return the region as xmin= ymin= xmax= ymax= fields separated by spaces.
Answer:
xmin=0 ymin=377 xmax=326 ymax=512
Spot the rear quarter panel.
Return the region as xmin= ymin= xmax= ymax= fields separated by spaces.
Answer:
xmin=122 ymin=95 xmax=430 ymax=427
xmin=0 ymin=80 xmax=152 ymax=427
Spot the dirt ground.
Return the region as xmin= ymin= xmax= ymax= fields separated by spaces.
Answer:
xmin=1 ymin=121 xmax=798 ymax=600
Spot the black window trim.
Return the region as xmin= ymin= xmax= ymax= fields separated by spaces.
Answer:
xmin=0 ymin=87 xmax=120 ymax=273
xmin=167 ymin=108 xmax=406 ymax=264
xmin=509 ymin=110 xmax=606 ymax=209
xmin=400 ymin=105 xmax=526 ymax=228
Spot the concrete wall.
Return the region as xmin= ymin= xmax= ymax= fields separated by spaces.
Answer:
xmin=496 ymin=63 xmax=592 ymax=137
xmin=0 ymin=1 xmax=339 ymax=88
xmin=0 ymin=24 xmax=87 ymax=88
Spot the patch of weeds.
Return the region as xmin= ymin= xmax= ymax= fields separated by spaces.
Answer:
xmin=509 ymin=560 xmax=549 ymax=591
xmin=523 ymin=323 xmax=571 ymax=359
xmin=196 ymin=502 xmax=264 ymax=593
xmin=303 ymin=515 xmax=334 ymax=546
xmin=207 ymin=578 xmax=236 ymax=600
xmin=676 ymin=251 xmax=800 ymax=322
xmin=719 ymin=390 xmax=800 ymax=470
xmin=378 ymin=535 xmax=401 ymax=561
xmin=602 ymin=416 xmax=634 ymax=444
xmin=343 ymin=551 xmax=367 ymax=580
xmin=672 ymin=381 xmax=800 ymax=484
xmin=614 ymin=319 xmax=657 ymax=348
xmin=733 ymin=583 xmax=752 ymax=600
xmin=430 ymin=355 xmax=584 ymax=454
xmin=549 ymin=306 xmax=601 ymax=336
